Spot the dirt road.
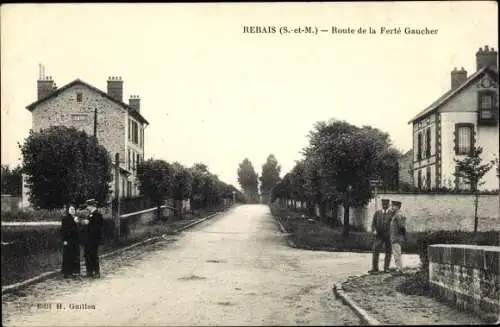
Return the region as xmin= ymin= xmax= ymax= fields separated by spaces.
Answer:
xmin=2 ymin=204 xmax=420 ymax=326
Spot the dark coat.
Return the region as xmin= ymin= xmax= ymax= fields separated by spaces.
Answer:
xmin=82 ymin=210 xmax=104 ymax=246
xmin=371 ymin=208 xmax=392 ymax=239
xmin=61 ymin=213 xmax=79 ymax=245
xmin=61 ymin=213 xmax=80 ymax=275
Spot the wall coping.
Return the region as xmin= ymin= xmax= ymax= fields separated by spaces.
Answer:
xmin=430 ymin=244 xmax=500 ymax=252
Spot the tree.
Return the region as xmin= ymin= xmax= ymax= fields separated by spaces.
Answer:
xmin=20 ymin=126 xmax=112 ymax=209
xmin=454 ymin=146 xmax=493 ymax=234
xmin=1 ymin=165 xmax=22 ymax=196
xmin=190 ymin=163 xmax=209 ymax=210
xmin=491 ymin=155 xmax=499 ymax=179
xmin=170 ymin=162 xmax=193 ymax=218
xmin=259 ymin=154 xmax=281 ymax=203
xmin=237 ymin=158 xmax=259 ymax=203
xmin=137 ymin=159 xmax=172 ymax=220
xmin=303 ymin=120 xmax=397 ymax=236
xmin=289 ymin=161 xmax=307 ymax=209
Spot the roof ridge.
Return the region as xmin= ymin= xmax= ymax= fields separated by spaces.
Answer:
xmin=26 ymin=78 xmax=149 ymax=125
xmin=408 ymin=66 xmax=497 ymax=124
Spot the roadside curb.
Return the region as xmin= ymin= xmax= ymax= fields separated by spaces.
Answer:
xmin=275 ymin=217 xmax=288 ymax=233
xmin=333 ymin=282 xmax=381 ymax=325
xmin=271 ymin=214 xmax=297 ymax=248
xmin=2 ymin=211 xmax=222 ymax=295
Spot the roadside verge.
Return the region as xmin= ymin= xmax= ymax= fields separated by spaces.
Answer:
xmin=332 ymin=281 xmax=381 ymax=325
xmin=2 ymin=211 xmax=222 ymax=295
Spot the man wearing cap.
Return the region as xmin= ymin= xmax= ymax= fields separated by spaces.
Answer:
xmin=369 ymin=198 xmax=393 ymax=274
xmin=81 ymin=199 xmax=104 ymax=278
xmin=390 ymin=200 xmax=407 ymax=275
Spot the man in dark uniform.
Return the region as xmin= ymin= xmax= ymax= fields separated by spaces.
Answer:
xmin=81 ymin=199 xmax=104 ymax=278
xmin=369 ymin=198 xmax=393 ymax=274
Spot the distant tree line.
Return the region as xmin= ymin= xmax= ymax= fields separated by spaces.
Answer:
xmin=17 ymin=125 xmax=244 ymax=212
xmin=1 ymin=165 xmax=23 ymax=196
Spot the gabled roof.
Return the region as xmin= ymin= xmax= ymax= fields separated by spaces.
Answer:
xmin=408 ymin=66 xmax=498 ymax=124
xmin=26 ymin=78 xmax=149 ymax=125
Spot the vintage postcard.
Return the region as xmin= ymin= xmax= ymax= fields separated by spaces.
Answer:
xmin=1 ymin=2 xmax=499 ymax=326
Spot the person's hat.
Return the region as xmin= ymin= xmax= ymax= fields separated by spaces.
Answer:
xmin=85 ymin=199 xmax=97 ymax=207
xmin=391 ymin=200 xmax=402 ymax=207
xmin=381 ymin=199 xmax=390 ymax=204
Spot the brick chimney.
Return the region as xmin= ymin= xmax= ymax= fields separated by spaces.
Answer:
xmin=37 ymin=76 xmax=56 ymax=100
xmin=451 ymin=67 xmax=467 ymax=89
xmin=129 ymin=95 xmax=140 ymax=112
xmin=107 ymin=76 xmax=123 ymax=102
xmin=476 ymin=45 xmax=498 ymax=70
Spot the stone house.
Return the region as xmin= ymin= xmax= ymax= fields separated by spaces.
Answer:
xmin=408 ymin=45 xmax=499 ymax=191
xmin=398 ymin=149 xmax=413 ymax=187
xmin=25 ymin=75 xmax=149 ymax=201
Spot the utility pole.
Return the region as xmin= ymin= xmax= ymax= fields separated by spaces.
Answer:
xmin=113 ymin=153 xmax=120 ymax=239
xmin=93 ymin=107 xmax=98 ymax=140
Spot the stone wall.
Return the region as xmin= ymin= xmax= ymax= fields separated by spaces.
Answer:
xmin=341 ymin=193 xmax=499 ymax=232
xmin=428 ymin=244 xmax=500 ymax=318
xmin=288 ymin=193 xmax=499 ymax=233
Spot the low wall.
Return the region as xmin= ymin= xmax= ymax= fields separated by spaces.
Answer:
xmin=428 ymin=244 xmax=500 ymax=318
xmin=344 ymin=193 xmax=499 ymax=232
xmin=1 ymin=195 xmax=21 ymax=212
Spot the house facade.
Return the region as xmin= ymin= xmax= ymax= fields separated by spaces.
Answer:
xmin=25 ymin=75 xmax=149 ymax=201
xmin=408 ymin=46 xmax=499 ymax=191
xmin=398 ymin=149 xmax=413 ymax=187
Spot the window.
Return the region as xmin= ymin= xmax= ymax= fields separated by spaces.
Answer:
xmin=76 ymin=92 xmax=83 ymax=102
xmin=454 ymin=124 xmax=474 ymax=155
xmin=132 ymin=150 xmax=136 ymax=171
xmin=133 ymin=122 xmax=138 ymax=144
xmin=71 ymin=114 xmax=88 ymax=122
xmin=478 ymin=91 xmax=495 ymax=120
xmin=426 ymin=167 xmax=431 ymax=189
xmin=417 ymin=132 xmax=423 ymax=161
xmin=417 ymin=170 xmax=422 ymax=189
xmin=127 ymin=181 xmax=132 ymax=197
xmin=128 ymin=119 xmax=139 ymax=144
xmin=128 ymin=119 xmax=132 ymax=141
xmin=425 ymin=128 xmax=431 ymax=158
xmin=136 ymin=153 xmax=140 ymax=168
xmin=128 ymin=149 xmax=131 ymax=171
xmin=141 ymin=127 xmax=144 ymax=148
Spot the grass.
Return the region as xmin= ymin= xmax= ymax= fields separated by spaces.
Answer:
xmin=270 ymin=205 xmax=498 ymax=255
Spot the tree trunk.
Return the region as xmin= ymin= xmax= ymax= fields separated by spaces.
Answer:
xmin=319 ymin=201 xmax=327 ymax=222
xmin=474 ymin=191 xmax=479 ymax=234
xmin=177 ymin=199 xmax=183 ymax=219
xmin=308 ymin=201 xmax=315 ymax=217
xmin=156 ymin=204 xmax=162 ymax=221
xmin=343 ymin=202 xmax=350 ymax=237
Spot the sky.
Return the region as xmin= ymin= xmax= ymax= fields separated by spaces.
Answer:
xmin=1 ymin=2 xmax=498 ymax=189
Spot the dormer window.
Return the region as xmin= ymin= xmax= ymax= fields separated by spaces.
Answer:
xmin=478 ymin=90 xmax=498 ymax=125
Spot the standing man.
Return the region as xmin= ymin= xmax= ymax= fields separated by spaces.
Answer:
xmin=369 ymin=199 xmax=393 ymax=274
xmin=390 ymin=200 xmax=407 ymax=275
xmin=81 ymin=199 xmax=104 ymax=278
